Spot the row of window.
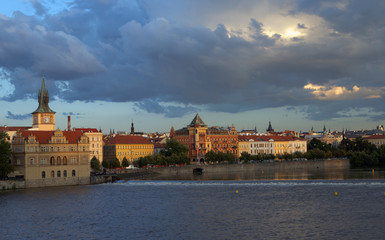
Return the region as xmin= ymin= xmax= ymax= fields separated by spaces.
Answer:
xmin=25 ymin=146 xmax=89 ymax=153
xmin=117 ymin=151 xmax=152 ymax=156
xmin=29 ymin=157 xmax=77 ymax=165
xmin=42 ymin=170 xmax=76 ymax=179
xmin=117 ymin=145 xmax=153 ymax=150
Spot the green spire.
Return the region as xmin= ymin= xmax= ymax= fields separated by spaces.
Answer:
xmin=32 ymin=76 xmax=55 ymax=113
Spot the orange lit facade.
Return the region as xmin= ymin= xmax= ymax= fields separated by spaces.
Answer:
xmin=171 ymin=114 xmax=238 ymax=162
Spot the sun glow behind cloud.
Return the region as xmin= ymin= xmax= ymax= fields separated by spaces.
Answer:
xmin=304 ymin=83 xmax=384 ymax=100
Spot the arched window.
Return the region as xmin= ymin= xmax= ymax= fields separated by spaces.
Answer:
xmin=57 ymin=170 xmax=61 ymax=178
xmin=63 ymin=157 xmax=67 ymax=165
xmin=57 ymin=156 xmax=61 ymax=165
xmin=63 ymin=170 xmax=67 ymax=178
xmin=42 ymin=171 xmax=46 ymax=179
xmin=50 ymin=156 xmax=55 ymax=165
xmin=72 ymin=170 xmax=76 ymax=177
xmin=51 ymin=170 xmax=54 ymax=178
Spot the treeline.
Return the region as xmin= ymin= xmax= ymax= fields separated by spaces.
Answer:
xmin=134 ymin=139 xmax=190 ymax=168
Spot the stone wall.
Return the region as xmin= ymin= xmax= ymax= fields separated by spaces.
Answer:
xmin=0 ymin=180 xmax=25 ymax=190
xmin=25 ymin=176 xmax=90 ymax=188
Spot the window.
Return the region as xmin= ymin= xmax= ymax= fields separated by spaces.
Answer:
xmin=40 ymin=158 xmax=46 ymax=165
xmin=57 ymin=156 xmax=61 ymax=165
xmin=42 ymin=171 xmax=46 ymax=179
xmin=63 ymin=170 xmax=67 ymax=178
xmin=71 ymin=157 xmax=77 ymax=164
xmin=50 ymin=157 xmax=55 ymax=165
xmin=72 ymin=170 xmax=76 ymax=177
xmin=63 ymin=157 xmax=67 ymax=165
xmin=30 ymin=158 xmax=34 ymax=165
xmin=51 ymin=171 xmax=54 ymax=178
xmin=57 ymin=171 xmax=61 ymax=178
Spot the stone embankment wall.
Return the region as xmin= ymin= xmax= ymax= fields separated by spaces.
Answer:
xmin=150 ymin=159 xmax=350 ymax=177
xmin=0 ymin=180 xmax=25 ymax=190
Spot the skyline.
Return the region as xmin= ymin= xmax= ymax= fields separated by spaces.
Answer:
xmin=1 ymin=0 xmax=385 ymax=133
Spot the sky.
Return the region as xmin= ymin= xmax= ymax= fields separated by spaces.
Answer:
xmin=1 ymin=0 xmax=385 ymax=133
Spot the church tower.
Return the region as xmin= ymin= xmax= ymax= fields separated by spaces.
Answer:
xmin=32 ymin=77 xmax=56 ymax=130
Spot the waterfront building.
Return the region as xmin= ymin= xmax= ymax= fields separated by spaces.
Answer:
xmin=74 ymin=128 xmax=103 ymax=163
xmin=238 ymin=135 xmax=307 ymax=156
xmin=171 ymin=114 xmax=238 ymax=163
xmin=11 ymin=129 xmax=91 ymax=187
xmin=5 ymin=78 xmax=90 ymax=187
xmin=103 ymin=135 xmax=154 ymax=164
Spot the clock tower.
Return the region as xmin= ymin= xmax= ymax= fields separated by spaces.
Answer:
xmin=32 ymin=77 xmax=56 ymax=130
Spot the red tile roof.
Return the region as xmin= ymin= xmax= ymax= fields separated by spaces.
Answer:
xmin=238 ymin=135 xmax=304 ymax=142
xmin=364 ymin=135 xmax=385 ymax=140
xmin=0 ymin=126 xmax=31 ymax=132
xmin=73 ymin=128 xmax=100 ymax=133
xmin=105 ymin=135 xmax=153 ymax=145
xmin=20 ymin=130 xmax=85 ymax=144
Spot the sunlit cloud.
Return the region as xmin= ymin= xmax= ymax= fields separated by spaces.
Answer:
xmin=304 ymin=83 xmax=384 ymax=100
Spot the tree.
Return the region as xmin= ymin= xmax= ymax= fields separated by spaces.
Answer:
xmin=111 ymin=158 xmax=121 ymax=168
xmin=164 ymin=138 xmax=189 ymax=156
xmin=90 ymin=156 xmax=101 ymax=171
xmin=102 ymin=158 xmax=109 ymax=169
xmin=240 ymin=152 xmax=251 ymax=162
xmin=122 ymin=157 xmax=129 ymax=168
xmin=0 ymin=132 xmax=14 ymax=178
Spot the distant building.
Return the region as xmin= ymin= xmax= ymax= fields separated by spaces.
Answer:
xmin=103 ymin=135 xmax=154 ymax=164
xmin=74 ymin=128 xmax=103 ymax=163
xmin=238 ymin=135 xmax=307 ymax=156
xmin=172 ymin=113 xmax=238 ymax=163
xmin=363 ymin=135 xmax=385 ymax=148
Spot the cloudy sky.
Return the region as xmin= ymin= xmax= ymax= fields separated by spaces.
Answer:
xmin=1 ymin=0 xmax=385 ymax=133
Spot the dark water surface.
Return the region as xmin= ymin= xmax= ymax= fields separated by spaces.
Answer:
xmin=2 ymin=178 xmax=385 ymax=239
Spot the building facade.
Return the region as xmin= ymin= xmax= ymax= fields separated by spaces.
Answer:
xmin=103 ymin=135 xmax=154 ymax=164
xmin=5 ymin=78 xmax=91 ymax=187
xmin=363 ymin=135 xmax=385 ymax=148
xmin=74 ymin=128 xmax=103 ymax=163
xmin=11 ymin=129 xmax=91 ymax=187
xmin=172 ymin=114 xmax=238 ymax=162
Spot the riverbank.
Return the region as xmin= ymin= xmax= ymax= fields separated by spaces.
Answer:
xmin=116 ymin=158 xmax=351 ymax=181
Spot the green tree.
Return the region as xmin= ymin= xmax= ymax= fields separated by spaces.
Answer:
xmin=111 ymin=158 xmax=121 ymax=168
xmin=0 ymin=132 xmax=13 ymax=178
xmin=90 ymin=156 xmax=101 ymax=171
xmin=164 ymin=138 xmax=189 ymax=156
xmin=102 ymin=158 xmax=109 ymax=169
xmin=240 ymin=152 xmax=251 ymax=162
xmin=121 ymin=157 xmax=129 ymax=168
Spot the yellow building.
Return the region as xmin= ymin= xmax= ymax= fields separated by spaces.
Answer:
xmin=5 ymin=78 xmax=91 ymax=187
xmin=238 ymin=138 xmax=250 ymax=157
xmin=74 ymin=128 xmax=103 ymax=163
xmin=12 ymin=129 xmax=91 ymax=187
xmin=104 ymin=135 xmax=154 ymax=164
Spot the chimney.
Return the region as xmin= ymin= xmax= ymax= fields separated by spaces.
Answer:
xmin=68 ymin=116 xmax=71 ymax=131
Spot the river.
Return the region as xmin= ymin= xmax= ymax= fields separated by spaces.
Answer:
xmin=1 ymin=169 xmax=385 ymax=239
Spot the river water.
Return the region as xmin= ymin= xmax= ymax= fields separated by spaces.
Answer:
xmin=2 ymin=171 xmax=385 ymax=239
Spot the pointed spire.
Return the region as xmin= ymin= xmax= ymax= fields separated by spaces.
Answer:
xmin=33 ymin=76 xmax=55 ymax=113
xmin=267 ymin=121 xmax=274 ymax=132
xmin=170 ymin=126 xmax=176 ymax=138
xmin=189 ymin=113 xmax=206 ymax=127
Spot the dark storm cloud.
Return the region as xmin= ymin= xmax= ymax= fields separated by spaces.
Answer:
xmin=1 ymin=0 xmax=385 ymax=121
xmin=6 ymin=111 xmax=31 ymax=120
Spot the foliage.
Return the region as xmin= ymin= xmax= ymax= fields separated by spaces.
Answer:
xmin=0 ymin=132 xmax=14 ymax=178
xmin=240 ymin=152 xmax=251 ymax=162
xmin=205 ymin=150 xmax=236 ymax=163
xmin=162 ymin=138 xmax=189 ymax=156
xmin=102 ymin=158 xmax=109 ymax=169
xmin=122 ymin=157 xmax=129 ymax=168
xmin=90 ymin=156 xmax=101 ymax=171
xmin=111 ymin=158 xmax=121 ymax=168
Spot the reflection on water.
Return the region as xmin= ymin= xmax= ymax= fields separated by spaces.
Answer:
xmin=2 ymin=179 xmax=385 ymax=240
xmin=152 ymin=167 xmax=385 ymax=181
